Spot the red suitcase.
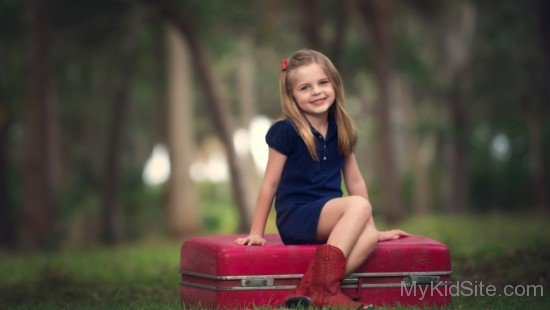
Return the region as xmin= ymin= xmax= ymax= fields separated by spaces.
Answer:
xmin=180 ymin=234 xmax=452 ymax=309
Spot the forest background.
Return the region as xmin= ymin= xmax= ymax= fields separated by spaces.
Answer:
xmin=2 ymin=0 xmax=548 ymax=249
xmin=0 ymin=0 xmax=549 ymax=308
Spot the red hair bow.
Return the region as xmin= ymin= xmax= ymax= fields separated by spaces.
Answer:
xmin=281 ymin=58 xmax=287 ymax=71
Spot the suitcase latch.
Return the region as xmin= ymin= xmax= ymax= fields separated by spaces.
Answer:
xmin=403 ymin=275 xmax=440 ymax=286
xmin=241 ymin=277 xmax=274 ymax=287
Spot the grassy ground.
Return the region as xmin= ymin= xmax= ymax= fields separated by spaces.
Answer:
xmin=0 ymin=213 xmax=548 ymax=309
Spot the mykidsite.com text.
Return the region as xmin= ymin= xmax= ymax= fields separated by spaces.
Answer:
xmin=401 ymin=280 xmax=544 ymax=300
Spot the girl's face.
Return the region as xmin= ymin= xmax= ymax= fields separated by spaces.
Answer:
xmin=289 ymin=63 xmax=335 ymax=121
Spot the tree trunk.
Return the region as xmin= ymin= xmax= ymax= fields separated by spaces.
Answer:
xmin=21 ymin=0 xmax=57 ymax=250
xmin=525 ymin=99 xmax=547 ymax=211
xmin=237 ymin=38 xmax=256 ymax=127
xmin=101 ymin=9 xmax=142 ymax=244
xmin=237 ymin=37 xmax=264 ymax=208
xmin=298 ymin=0 xmax=351 ymax=68
xmin=145 ymin=0 xmax=252 ymax=232
xmin=439 ymin=0 xmax=475 ymax=213
xmin=0 ymin=100 xmax=15 ymax=249
xmin=396 ymin=78 xmax=433 ymax=214
xmin=329 ymin=0 xmax=351 ymax=69
xmin=530 ymin=0 xmax=550 ymax=212
xmin=359 ymin=0 xmax=404 ymax=223
xmin=300 ymin=0 xmax=323 ymax=51
xmin=165 ymin=25 xmax=201 ymax=237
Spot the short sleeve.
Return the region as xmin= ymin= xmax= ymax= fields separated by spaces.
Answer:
xmin=265 ymin=119 xmax=296 ymax=156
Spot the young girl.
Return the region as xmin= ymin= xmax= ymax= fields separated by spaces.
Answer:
xmin=234 ymin=49 xmax=409 ymax=309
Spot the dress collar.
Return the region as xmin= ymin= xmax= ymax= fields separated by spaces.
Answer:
xmin=309 ymin=113 xmax=337 ymax=140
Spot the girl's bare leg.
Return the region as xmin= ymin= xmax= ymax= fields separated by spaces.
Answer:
xmin=316 ymin=196 xmax=371 ymax=256
xmin=317 ymin=196 xmax=378 ymax=274
xmin=343 ymin=219 xmax=378 ymax=275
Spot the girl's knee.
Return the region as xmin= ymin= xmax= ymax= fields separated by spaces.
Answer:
xmin=347 ymin=196 xmax=372 ymax=220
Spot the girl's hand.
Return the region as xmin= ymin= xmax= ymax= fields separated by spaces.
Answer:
xmin=234 ymin=234 xmax=267 ymax=246
xmin=378 ymin=229 xmax=410 ymax=242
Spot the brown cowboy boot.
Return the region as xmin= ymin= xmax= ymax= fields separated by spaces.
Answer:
xmin=309 ymin=244 xmax=365 ymax=309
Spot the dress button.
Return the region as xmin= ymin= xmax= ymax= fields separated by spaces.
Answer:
xmin=323 ymin=156 xmax=327 ymax=160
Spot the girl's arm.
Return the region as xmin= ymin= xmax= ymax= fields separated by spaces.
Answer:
xmin=234 ymin=148 xmax=287 ymax=246
xmin=342 ymin=153 xmax=369 ymax=199
xmin=343 ymin=153 xmax=409 ymax=241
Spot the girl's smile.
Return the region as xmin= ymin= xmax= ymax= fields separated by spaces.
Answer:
xmin=311 ymin=97 xmax=327 ymax=105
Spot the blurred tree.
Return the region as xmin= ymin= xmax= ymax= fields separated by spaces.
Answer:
xmin=236 ymin=37 xmax=265 ymax=206
xmin=401 ymin=0 xmax=453 ymax=214
xmin=329 ymin=0 xmax=352 ymax=68
xmin=145 ymin=0 xmax=252 ymax=232
xmin=525 ymin=95 xmax=547 ymax=211
xmin=0 ymin=0 xmax=25 ymax=249
xmin=468 ymin=0 xmax=548 ymax=211
xmin=300 ymin=0 xmax=323 ymax=51
xmin=358 ymin=0 xmax=404 ymax=222
xmin=237 ymin=38 xmax=257 ymax=127
xmin=438 ymin=0 xmax=476 ymax=213
xmin=529 ymin=0 xmax=549 ymax=211
xmin=101 ymin=7 xmax=143 ymax=243
xmin=165 ymin=25 xmax=201 ymax=236
xmin=298 ymin=0 xmax=351 ymax=67
xmin=0 ymin=96 xmax=15 ymax=248
xmin=21 ymin=0 xmax=59 ymax=249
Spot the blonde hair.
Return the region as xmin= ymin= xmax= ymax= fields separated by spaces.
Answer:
xmin=279 ymin=49 xmax=357 ymax=161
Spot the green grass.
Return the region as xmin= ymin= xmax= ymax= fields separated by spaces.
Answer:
xmin=0 ymin=238 xmax=181 ymax=308
xmin=392 ymin=213 xmax=550 ymax=286
xmin=1 ymin=213 xmax=548 ymax=309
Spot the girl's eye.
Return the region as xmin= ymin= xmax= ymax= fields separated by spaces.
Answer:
xmin=320 ymin=80 xmax=329 ymax=85
xmin=300 ymin=85 xmax=309 ymax=91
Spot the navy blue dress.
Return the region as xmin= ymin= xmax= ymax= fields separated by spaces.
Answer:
xmin=265 ymin=115 xmax=345 ymax=245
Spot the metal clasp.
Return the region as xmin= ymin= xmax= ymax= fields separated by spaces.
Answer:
xmin=241 ymin=277 xmax=274 ymax=287
xmin=403 ymin=275 xmax=440 ymax=286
